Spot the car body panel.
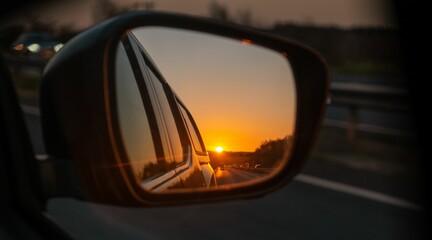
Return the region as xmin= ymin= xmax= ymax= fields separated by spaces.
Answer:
xmin=122 ymin=31 xmax=216 ymax=191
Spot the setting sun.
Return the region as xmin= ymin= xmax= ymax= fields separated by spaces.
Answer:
xmin=215 ymin=146 xmax=224 ymax=153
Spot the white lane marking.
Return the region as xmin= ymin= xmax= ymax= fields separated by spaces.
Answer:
xmin=295 ymin=174 xmax=422 ymax=211
xmin=21 ymin=104 xmax=40 ymax=116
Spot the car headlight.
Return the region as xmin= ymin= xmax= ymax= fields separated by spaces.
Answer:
xmin=27 ymin=43 xmax=41 ymax=53
xmin=54 ymin=43 xmax=64 ymax=52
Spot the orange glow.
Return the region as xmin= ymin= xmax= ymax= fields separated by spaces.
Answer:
xmin=202 ymin=120 xmax=293 ymax=152
xmin=13 ymin=44 xmax=24 ymax=51
xmin=132 ymin=28 xmax=296 ymax=153
xmin=242 ymin=39 xmax=253 ymax=45
xmin=215 ymin=146 xmax=224 ymax=153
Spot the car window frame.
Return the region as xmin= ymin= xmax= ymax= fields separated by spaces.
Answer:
xmin=120 ymin=32 xmax=203 ymax=189
xmin=175 ymin=96 xmax=208 ymax=156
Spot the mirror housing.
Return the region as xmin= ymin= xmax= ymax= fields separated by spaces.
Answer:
xmin=40 ymin=11 xmax=329 ymax=207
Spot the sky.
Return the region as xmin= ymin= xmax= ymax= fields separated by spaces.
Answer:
xmin=14 ymin=0 xmax=396 ymax=31
xmin=16 ymin=0 xmax=395 ymax=151
xmin=132 ymin=27 xmax=296 ymax=152
xmin=126 ymin=0 xmax=396 ymax=28
xmin=4 ymin=0 xmax=395 ymax=150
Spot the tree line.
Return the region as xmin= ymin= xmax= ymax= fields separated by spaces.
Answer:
xmin=2 ymin=0 xmax=402 ymax=76
xmin=209 ymin=135 xmax=293 ymax=169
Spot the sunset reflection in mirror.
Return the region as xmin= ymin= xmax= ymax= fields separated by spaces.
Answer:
xmin=117 ymin=27 xmax=296 ymax=190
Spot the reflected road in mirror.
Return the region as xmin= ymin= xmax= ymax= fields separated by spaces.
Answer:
xmin=216 ymin=167 xmax=271 ymax=185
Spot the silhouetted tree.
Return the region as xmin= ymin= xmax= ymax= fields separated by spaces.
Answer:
xmin=208 ymin=1 xmax=261 ymax=27
xmin=270 ymin=23 xmax=402 ymax=75
xmin=208 ymin=1 xmax=230 ymax=22
xmin=236 ymin=8 xmax=252 ymax=25
xmin=254 ymin=136 xmax=293 ymax=168
xmin=92 ymin=0 xmax=128 ymax=24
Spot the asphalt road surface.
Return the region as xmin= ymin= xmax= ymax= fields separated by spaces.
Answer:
xmin=215 ymin=168 xmax=268 ymax=185
xmin=20 ymin=104 xmax=426 ymax=240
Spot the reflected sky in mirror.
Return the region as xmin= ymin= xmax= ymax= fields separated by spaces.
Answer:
xmin=131 ymin=27 xmax=296 ymax=153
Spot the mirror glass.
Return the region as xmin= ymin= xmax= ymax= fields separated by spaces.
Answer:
xmin=114 ymin=27 xmax=296 ymax=192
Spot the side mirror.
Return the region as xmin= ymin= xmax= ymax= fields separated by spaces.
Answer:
xmin=39 ymin=11 xmax=329 ymax=206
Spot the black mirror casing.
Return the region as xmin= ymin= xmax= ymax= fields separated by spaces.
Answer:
xmin=40 ymin=11 xmax=330 ymax=206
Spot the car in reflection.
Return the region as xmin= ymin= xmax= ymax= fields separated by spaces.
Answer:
xmin=118 ymin=31 xmax=217 ymax=191
xmin=10 ymin=32 xmax=64 ymax=59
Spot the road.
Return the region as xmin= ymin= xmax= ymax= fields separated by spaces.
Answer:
xmin=20 ymin=104 xmax=426 ymax=240
xmin=215 ymin=167 xmax=269 ymax=185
